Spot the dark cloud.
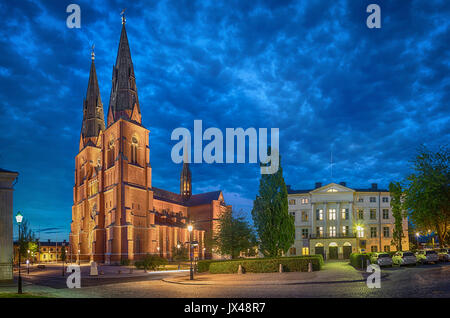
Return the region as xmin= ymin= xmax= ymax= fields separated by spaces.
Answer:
xmin=1 ymin=0 xmax=448 ymax=240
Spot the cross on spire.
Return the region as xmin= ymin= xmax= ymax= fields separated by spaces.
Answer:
xmin=120 ymin=8 xmax=126 ymax=24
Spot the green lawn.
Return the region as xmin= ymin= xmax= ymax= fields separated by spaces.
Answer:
xmin=0 ymin=292 xmax=49 ymax=298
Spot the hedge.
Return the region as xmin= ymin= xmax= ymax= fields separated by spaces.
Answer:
xmin=198 ymin=255 xmax=324 ymax=273
xmin=349 ymin=253 xmax=371 ymax=269
xmin=206 ymin=256 xmax=322 ymax=274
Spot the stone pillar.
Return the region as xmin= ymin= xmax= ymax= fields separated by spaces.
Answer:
xmin=0 ymin=169 xmax=18 ymax=282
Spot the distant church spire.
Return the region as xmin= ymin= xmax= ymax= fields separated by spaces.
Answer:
xmin=81 ymin=45 xmax=105 ymax=147
xmin=180 ymin=145 xmax=192 ymax=201
xmin=107 ymin=11 xmax=141 ymax=126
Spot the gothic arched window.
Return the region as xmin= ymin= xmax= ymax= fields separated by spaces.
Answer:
xmin=131 ymin=136 xmax=138 ymax=165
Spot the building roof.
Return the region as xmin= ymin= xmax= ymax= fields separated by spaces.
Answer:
xmin=287 ymin=183 xmax=389 ymax=194
xmin=0 ymin=168 xmax=18 ymax=174
xmin=152 ymin=187 xmax=223 ymax=207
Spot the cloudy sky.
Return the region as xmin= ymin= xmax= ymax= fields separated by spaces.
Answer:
xmin=0 ymin=0 xmax=448 ymax=240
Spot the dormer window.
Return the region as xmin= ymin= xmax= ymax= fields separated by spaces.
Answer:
xmin=327 ymin=188 xmax=338 ymax=192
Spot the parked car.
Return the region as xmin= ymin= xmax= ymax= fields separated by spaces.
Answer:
xmin=370 ymin=253 xmax=393 ymax=267
xmin=416 ymin=250 xmax=439 ymax=264
xmin=392 ymin=251 xmax=417 ymax=266
xmin=436 ymin=248 xmax=450 ymax=262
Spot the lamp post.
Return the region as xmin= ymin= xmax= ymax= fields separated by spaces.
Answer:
xmin=27 ymin=249 xmax=30 ymax=274
xmin=15 ymin=212 xmax=23 ymax=294
xmin=78 ymin=249 xmax=80 ymax=265
xmin=62 ymin=242 xmax=65 ymax=277
xmin=187 ymin=224 xmax=193 ymax=280
xmin=415 ymin=232 xmax=420 ymax=249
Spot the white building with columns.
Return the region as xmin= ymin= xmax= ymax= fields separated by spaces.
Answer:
xmin=287 ymin=182 xmax=409 ymax=260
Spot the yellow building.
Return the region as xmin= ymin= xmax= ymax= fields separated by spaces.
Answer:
xmin=14 ymin=240 xmax=69 ymax=264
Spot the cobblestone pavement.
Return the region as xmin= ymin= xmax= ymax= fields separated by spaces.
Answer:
xmin=2 ymin=261 xmax=449 ymax=298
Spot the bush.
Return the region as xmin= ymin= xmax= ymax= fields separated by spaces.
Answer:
xmin=208 ymin=256 xmax=322 ymax=274
xmin=120 ymin=259 xmax=130 ymax=266
xmin=349 ymin=253 xmax=371 ymax=269
xmin=135 ymin=254 xmax=168 ymax=271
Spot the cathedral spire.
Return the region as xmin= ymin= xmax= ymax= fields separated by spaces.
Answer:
xmin=180 ymin=145 xmax=192 ymax=201
xmin=81 ymin=46 xmax=105 ymax=146
xmin=107 ymin=13 xmax=141 ymax=126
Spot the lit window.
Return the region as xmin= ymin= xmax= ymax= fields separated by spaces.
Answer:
xmin=288 ymin=199 xmax=296 ymax=205
xmin=357 ymin=227 xmax=364 ymax=238
xmin=328 ymin=209 xmax=336 ymax=220
xmin=327 ymin=188 xmax=338 ymax=192
xmin=316 ymin=209 xmax=323 ymax=220
xmin=301 ymin=211 xmax=308 ymax=222
xmin=302 ymin=228 xmax=309 ymax=239
xmin=302 ymin=247 xmax=309 ymax=255
xmin=341 ymin=208 xmax=349 ymax=220
xmin=329 ymin=226 xmax=336 ymax=237
xmin=342 ymin=225 xmax=349 ymax=236
xmin=316 ymin=226 xmax=324 ymax=237
xmin=301 ymin=198 xmax=309 ymax=204
xmin=357 ymin=209 xmax=364 ymax=220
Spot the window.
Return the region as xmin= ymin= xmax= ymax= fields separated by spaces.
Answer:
xmin=301 ymin=211 xmax=308 ymax=222
xmin=358 ymin=197 xmax=364 ymax=203
xmin=357 ymin=227 xmax=364 ymax=238
xmin=341 ymin=208 xmax=349 ymax=220
xmin=130 ymin=136 xmax=138 ymax=164
xmin=370 ymin=227 xmax=377 ymax=238
xmin=302 ymin=228 xmax=309 ymax=239
xmin=316 ymin=226 xmax=324 ymax=237
xmin=301 ymin=198 xmax=309 ymax=204
xmin=370 ymin=197 xmax=376 ymax=203
xmin=357 ymin=209 xmax=364 ymax=220
xmin=289 ymin=247 xmax=296 ymax=255
xmin=371 ymin=246 xmax=378 ymax=252
xmin=327 ymin=188 xmax=338 ymax=192
xmin=382 ymin=197 xmax=389 ymax=203
xmin=328 ymin=208 xmax=336 ymax=220
xmin=384 ymin=245 xmax=390 ymax=252
xmin=329 ymin=226 xmax=336 ymax=237
xmin=108 ymin=140 xmax=115 ymax=168
xmin=370 ymin=209 xmax=377 ymax=220
xmin=383 ymin=209 xmax=389 ymax=219
xmin=383 ymin=227 xmax=390 ymax=237
xmin=289 ymin=212 xmax=295 ymax=218
xmin=289 ymin=199 xmax=296 ymax=205
xmin=342 ymin=225 xmax=349 ymax=236
xmin=302 ymin=247 xmax=310 ymax=255
xmin=316 ymin=209 xmax=323 ymax=221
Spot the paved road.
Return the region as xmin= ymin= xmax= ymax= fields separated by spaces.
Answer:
xmin=11 ymin=262 xmax=450 ymax=297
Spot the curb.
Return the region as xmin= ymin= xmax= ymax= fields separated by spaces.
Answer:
xmin=161 ymin=273 xmax=389 ymax=286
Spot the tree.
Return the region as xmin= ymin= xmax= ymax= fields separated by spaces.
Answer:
xmin=212 ymin=209 xmax=257 ymax=259
xmin=61 ymin=245 xmax=67 ymax=263
xmin=18 ymin=219 xmax=38 ymax=260
xmin=404 ymin=145 xmax=450 ymax=246
xmin=389 ymin=181 xmax=405 ymax=251
xmin=251 ymin=151 xmax=295 ymax=257
xmin=172 ymin=243 xmax=188 ymax=269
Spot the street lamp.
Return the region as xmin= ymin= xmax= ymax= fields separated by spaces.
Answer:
xmin=27 ymin=250 xmax=30 ymax=274
xmin=78 ymin=249 xmax=80 ymax=265
xmin=62 ymin=242 xmax=65 ymax=277
xmin=15 ymin=212 xmax=23 ymax=294
xmin=187 ymin=224 xmax=194 ymax=280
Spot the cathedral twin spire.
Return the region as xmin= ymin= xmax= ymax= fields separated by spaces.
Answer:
xmin=81 ymin=14 xmax=141 ymax=148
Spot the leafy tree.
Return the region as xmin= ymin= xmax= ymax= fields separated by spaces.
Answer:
xmin=61 ymin=245 xmax=67 ymax=262
xmin=212 ymin=209 xmax=257 ymax=259
xmin=251 ymin=151 xmax=295 ymax=257
xmin=389 ymin=181 xmax=405 ymax=251
xmin=18 ymin=219 xmax=38 ymax=260
xmin=172 ymin=243 xmax=189 ymax=269
xmin=135 ymin=254 xmax=168 ymax=271
xmin=404 ymin=145 xmax=450 ymax=246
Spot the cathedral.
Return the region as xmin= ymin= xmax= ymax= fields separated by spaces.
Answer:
xmin=70 ymin=17 xmax=230 ymax=264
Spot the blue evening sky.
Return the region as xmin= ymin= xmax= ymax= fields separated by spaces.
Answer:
xmin=0 ymin=0 xmax=448 ymax=240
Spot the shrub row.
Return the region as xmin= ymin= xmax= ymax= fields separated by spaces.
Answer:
xmin=198 ymin=255 xmax=324 ymax=273
xmin=205 ymin=255 xmax=323 ymax=274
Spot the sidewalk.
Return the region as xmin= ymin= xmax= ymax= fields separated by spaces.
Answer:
xmin=162 ymin=261 xmax=370 ymax=285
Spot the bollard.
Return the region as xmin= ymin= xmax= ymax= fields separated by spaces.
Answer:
xmin=279 ymin=264 xmax=283 ymax=273
xmin=308 ymin=262 xmax=313 ymax=272
xmin=238 ymin=264 xmax=243 ymax=274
